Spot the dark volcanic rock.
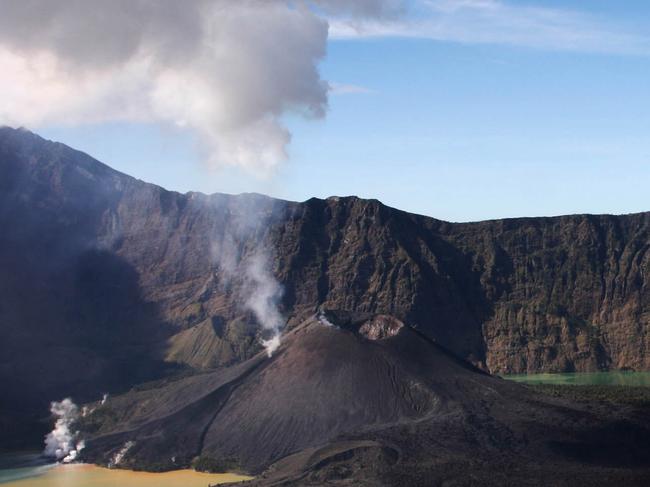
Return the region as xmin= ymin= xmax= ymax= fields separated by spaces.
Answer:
xmin=81 ymin=312 xmax=450 ymax=472
xmin=80 ymin=313 xmax=650 ymax=485
xmin=1 ymin=127 xmax=649 ymax=448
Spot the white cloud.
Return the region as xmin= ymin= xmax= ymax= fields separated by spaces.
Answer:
xmin=328 ymin=82 xmax=376 ymax=95
xmin=330 ymin=0 xmax=650 ymax=56
xmin=0 ymin=1 xmax=333 ymax=175
xmin=312 ymin=0 xmax=407 ymax=18
xmin=4 ymin=0 xmax=643 ymax=177
xmin=0 ymin=0 xmax=405 ymax=174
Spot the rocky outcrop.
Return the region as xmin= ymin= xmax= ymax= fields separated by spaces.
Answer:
xmin=444 ymin=214 xmax=650 ymax=373
xmin=0 ymin=127 xmax=649 ymax=445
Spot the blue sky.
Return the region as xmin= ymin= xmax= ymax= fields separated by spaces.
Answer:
xmin=37 ymin=1 xmax=650 ymax=222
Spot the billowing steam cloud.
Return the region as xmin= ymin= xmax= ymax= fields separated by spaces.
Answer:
xmin=0 ymin=0 xmax=402 ymax=174
xmin=44 ymin=398 xmax=85 ymax=463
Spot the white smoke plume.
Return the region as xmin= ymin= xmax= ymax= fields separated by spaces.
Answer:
xmin=317 ymin=310 xmax=337 ymax=328
xmin=44 ymin=398 xmax=85 ymax=463
xmin=214 ymin=226 xmax=285 ymax=357
xmin=0 ymin=0 xmax=402 ymax=174
xmin=244 ymin=252 xmax=285 ymax=356
xmin=109 ymin=441 xmax=135 ymax=468
xmin=208 ymin=194 xmax=290 ymax=356
xmin=81 ymin=392 xmax=108 ymax=417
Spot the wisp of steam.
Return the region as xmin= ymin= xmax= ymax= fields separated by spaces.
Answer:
xmin=210 ymin=194 xmax=287 ymax=357
xmin=244 ymin=252 xmax=285 ymax=356
xmin=214 ymin=226 xmax=285 ymax=357
xmin=44 ymin=398 xmax=85 ymax=463
xmin=109 ymin=441 xmax=135 ymax=468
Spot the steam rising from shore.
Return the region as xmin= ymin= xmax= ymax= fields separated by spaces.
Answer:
xmin=44 ymin=398 xmax=85 ymax=463
xmin=109 ymin=441 xmax=135 ymax=468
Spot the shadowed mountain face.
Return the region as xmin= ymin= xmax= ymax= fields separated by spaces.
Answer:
xmin=1 ymin=127 xmax=649 ymax=448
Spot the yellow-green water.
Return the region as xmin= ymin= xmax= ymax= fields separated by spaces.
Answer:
xmin=0 ymin=462 xmax=252 ymax=487
xmin=503 ymin=370 xmax=650 ymax=386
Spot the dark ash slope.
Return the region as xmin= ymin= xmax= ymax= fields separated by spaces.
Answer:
xmin=80 ymin=312 xmax=650 ymax=486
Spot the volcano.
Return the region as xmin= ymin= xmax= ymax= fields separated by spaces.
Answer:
xmin=2 ymin=129 xmax=650 ymax=484
xmin=81 ymin=311 xmax=650 ymax=486
xmin=2 ymin=127 xmax=650 ymax=453
xmin=82 ymin=311 xmax=488 ymax=470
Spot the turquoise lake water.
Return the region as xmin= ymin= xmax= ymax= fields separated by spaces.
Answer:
xmin=503 ymin=371 xmax=650 ymax=386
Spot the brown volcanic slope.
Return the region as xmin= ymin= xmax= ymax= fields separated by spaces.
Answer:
xmin=80 ymin=312 xmax=650 ymax=486
xmin=1 ymin=126 xmax=649 ymax=446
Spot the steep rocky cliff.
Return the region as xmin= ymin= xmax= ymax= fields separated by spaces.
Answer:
xmin=1 ymin=127 xmax=649 ymax=444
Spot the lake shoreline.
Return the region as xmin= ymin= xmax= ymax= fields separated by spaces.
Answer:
xmin=0 ymin=458 xmax=253 ymax=486
xmin=5 ymin=372 xmax=648 ymax=485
